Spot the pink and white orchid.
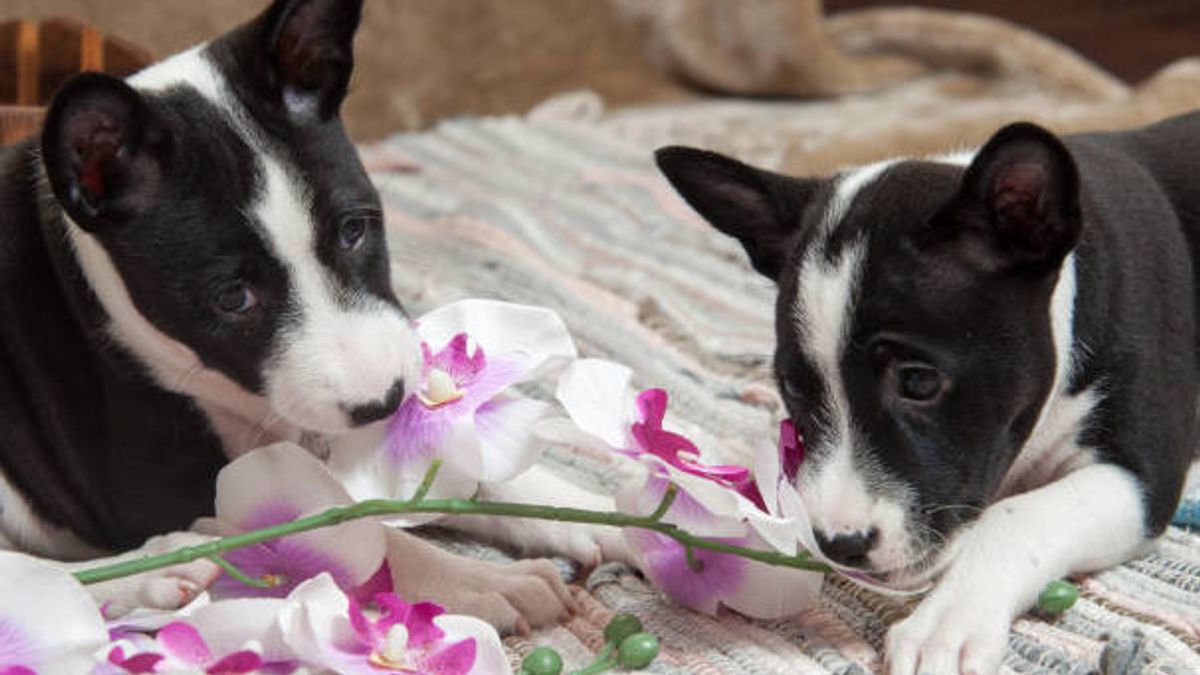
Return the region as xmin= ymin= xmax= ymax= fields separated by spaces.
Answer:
xmin=330 ymin=300 xmax=576 ymax=523
xmin=208 ymin=443 xmax=386 ymax=600
xmin=277 ymin=574 xmax=510 ymax=675
xmin=539 ymin=358 xmax=823 ymax=618
xmin=0 ymin=551 xmax=109 ymax=674
xmin=103 ymin=622 xmax=264 ymax=674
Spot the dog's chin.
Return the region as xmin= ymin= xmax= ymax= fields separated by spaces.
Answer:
xmin=833 ymin=546 xmax=954 ymax=594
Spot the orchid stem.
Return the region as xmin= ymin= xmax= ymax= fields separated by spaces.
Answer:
xmin=71 ymin=463 xmax=1077 ymax=617
xmin=72 ymin=466 xmax=829 ymax=586
xmin=409 ymin=458 xmax=442 ymax=504
xmin=207 ymin=555 xmax=273 ymax=589
xmin=647 ymin=485 xmax=677 ymax=522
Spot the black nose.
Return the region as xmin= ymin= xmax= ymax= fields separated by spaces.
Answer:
xmin=347 ymin=380 xmax=406 ymax=426
xmin=814 ymin=528 xmax=879 ymax=568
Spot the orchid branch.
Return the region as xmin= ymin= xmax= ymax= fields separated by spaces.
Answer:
xmin=72 ymin=461 xmax=1079 ymax=616
xmin=73 ymin=463 xmax=828 ymax=587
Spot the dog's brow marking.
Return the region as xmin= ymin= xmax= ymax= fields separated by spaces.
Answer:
xmin=819 ymin=160 xmax=897 ymax=234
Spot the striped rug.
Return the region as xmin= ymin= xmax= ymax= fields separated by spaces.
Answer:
xmin=364 ymin=108 xmax=1200 ymax=674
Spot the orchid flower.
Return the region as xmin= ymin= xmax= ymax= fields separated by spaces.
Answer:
xmin=103 ymin=622 xmax=263 ymax=674
xmin=0 ymin=551 xmax=109 ymax=674
xmin=539 ymin=359 xmax=823 ymax=618
xmin=208 ymin=443 xmax=386 ymax=600
xmin=330 ymin=300 xmax=576 ymax=525
xmin=277 ymin=574 xmax=510 ymax=675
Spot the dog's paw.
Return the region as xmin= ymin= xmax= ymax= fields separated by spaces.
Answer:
xmin=885 ymin=590 xmax=1010 ymax=675
xmin=455 ymin=515 xmax=634 ymax=569
xmin=386 ymin=528 xmax=576 ymax=634
xmin=87 ymin=532 xmax=221 ymax=618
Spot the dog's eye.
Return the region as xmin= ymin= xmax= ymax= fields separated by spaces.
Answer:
xmin=338 ymin=217 xmax=371 ymax=250
xmin=781 ymin=377 xmax=802 ymax=401
xmin=897 ymin=365 xmax=944 ymax=402
xmin=213 ymin=282 xmax=258 ymax=315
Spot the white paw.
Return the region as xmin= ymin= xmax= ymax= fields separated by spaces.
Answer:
xmin=87 ymin=532 xmax=220 ymax=618
xmin=886 ymin=590 xmax=1010 ymax=675
xmin=387 ymin=529 xmax=577 ymax=634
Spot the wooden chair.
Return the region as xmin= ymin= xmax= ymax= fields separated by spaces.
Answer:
xmin=0 ymin=17 xmax=152 ymax=145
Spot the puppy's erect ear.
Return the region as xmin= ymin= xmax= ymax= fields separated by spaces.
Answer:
xmin=261 ymin=0 xmax=363 ymax=119
xmin=655 ymin=146 xmax=818 ymax=280
xmin=953 ymin=122 xmax=1082 ymax=269
xmin=41 ymin=73 xmax=170 ymax=233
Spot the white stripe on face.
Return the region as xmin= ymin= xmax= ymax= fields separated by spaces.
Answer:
xmin=253 ymin=155 xmax=421 ymax=432
xmin=792 ymin=165 xmax=912 ymax=570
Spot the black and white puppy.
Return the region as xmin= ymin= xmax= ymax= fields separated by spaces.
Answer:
xmin=0 ymin=0 xmax=585 ymax=627
xmin=656 ymin=115 xmax=1199 ymax=674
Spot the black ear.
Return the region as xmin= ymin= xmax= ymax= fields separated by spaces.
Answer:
xmin=41 ymin=73 xmax=169 ymax=232
xmin=655 ymin=146 xmax=818 ymax=280
xmin=261 ymin=0 xmax=363 ymax=119
xmin=956 ymin=122 xmax=1082 ymax=268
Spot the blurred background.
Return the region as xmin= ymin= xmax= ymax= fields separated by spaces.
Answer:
xmin=2 ymin=0 xmax=1197 ymax=141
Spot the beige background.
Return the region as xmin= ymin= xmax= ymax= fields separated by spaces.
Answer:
xmin=0 ymin=0 xmax=691 ymax=140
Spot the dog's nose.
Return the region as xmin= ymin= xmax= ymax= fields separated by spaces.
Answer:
xmin=347 ymin=380 xmax=406 ymax=426
xmin=814 ymin=528 xmax=879 ymax=568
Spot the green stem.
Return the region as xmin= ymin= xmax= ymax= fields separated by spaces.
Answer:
xmin=207 ymin=555 xmax=273 ymax=589
xmin=74 ymin=494 xmax=830 ymax=585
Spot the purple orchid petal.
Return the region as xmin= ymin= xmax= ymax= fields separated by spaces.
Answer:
xmin=204 ymin=650 xmax=263 ymax=674
xmin=158 ymin=622 xmax=213 ymax=665
xmin=107 ymin=646 xmax=164 ymax=674
xmin=780 ymin=420 xmax=804 ymax=484
xmin=455 ymin=352 xmax=529 ymax=411
xmin=239 ymin=501 xmax=302 ymax=531
xmin=0 ymin=620 xmax=34 ymax=673
xmin=345 ymin=597 xmax=375 ymax=647
xmin=386 ymin=397 xmax=453 ymax=469
xmin=212 ymin=538 xmax=354 ymax=600
xmin=419 ymin=637 xmax=478 ymax=675
xmin=375 ymin=595 xmax=445 ymax=648
xmin=0 ymin=667 xmax=36 ymax=675
xmin=738 ymin=480 xmax=768 ymax=512
xmin=347 ymin=562 xmax=393 ymax=605
xmin=626 ymin=529 xmax=749 ymax=614
xmin=631 ymin=389 xmax=751 ymax=485
xmin=427 ymin=334 xmax=488 ymax=386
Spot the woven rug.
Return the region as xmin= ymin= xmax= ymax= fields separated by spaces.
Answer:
xmin=363 ymin=110 xmax=1200 ymax=674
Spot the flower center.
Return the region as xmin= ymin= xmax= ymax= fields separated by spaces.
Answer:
xmin=260 ymin=573 xmax=288 ymax=587
xmin=368 ymin=624 xmax=418 ymax=672
xmin=418 ymin=369 xmax=465 ymax=408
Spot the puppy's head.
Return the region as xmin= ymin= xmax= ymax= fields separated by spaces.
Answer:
xmin=657 ymin=124 xmax=1082 ymax=588
xmin=40 ymin=0 xmax=420 ymax=434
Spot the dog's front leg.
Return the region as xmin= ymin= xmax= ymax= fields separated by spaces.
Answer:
xmin=55 ymin=532 xmax=222 ymax=618
xmin=384 ymin=527 xmax=577 ymax=634
xmin=886 ymin=462 xmax=1148 ymax=675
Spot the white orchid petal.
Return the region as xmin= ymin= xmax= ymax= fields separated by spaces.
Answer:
xmin=417 ymin=299 xmax=576 ymax=380
xmin=187 ymin=597 xmax=290 ymax=662
xmin=719 ymin=537 xmax=824 ymax=619
xmin=434 ymin=615 xmax=512 ymax=675
xmin=216 ymin=443 xmax=354 ymax=529
xmin=105 ymin=593 xmax=210 ymax=634
xmin=0 ymin=551 xmax=108 ymax=674
xmin=752 ymin=435 xmax=783 ymax=518
xmin=275 ymin=575 xmax=359 ymax=670
xmin=554 ymin=359 xmax=637 ymax=448
xmin=616 ymin=470 xmax=747 ymax=539
xmin=741 ymin=508 xmax=799 ymax=556
xmin=474 ymin=397 xmax=552 ymax=483
xmin=531 ymin=417 xmax=617 ymax=456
